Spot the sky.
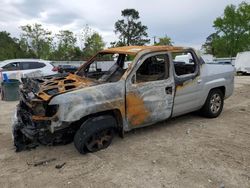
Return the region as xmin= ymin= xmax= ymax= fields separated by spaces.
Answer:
xmin=0 ymin=0 xmax=246 ymax=49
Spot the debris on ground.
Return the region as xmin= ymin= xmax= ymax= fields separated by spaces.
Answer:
xmin=55 ymin=162 xmax=66 ymax=169
xmin=27 ymin=158 xmax=57 ymax=167
xmin=186 ymin=128 xmax=191 ymax=134
xmin=240 ymin=108 xmax=246 ymax=111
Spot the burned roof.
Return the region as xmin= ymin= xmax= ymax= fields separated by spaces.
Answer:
xmin=101 ymin=45 xmax=185 ymax=55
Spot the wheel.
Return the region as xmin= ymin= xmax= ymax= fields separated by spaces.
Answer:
xmin=201 ymin=89 xmax=224 ymax=118
xmin=85 ymin=128 xmax=114 ymax=152
xmin=74 ymin=115 xmax=116 ymax=154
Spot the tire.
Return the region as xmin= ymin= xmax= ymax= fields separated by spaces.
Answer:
xmin=200 ymin=89 xmax=224 ymax=118
xmin=74 ymin=115 xmax=116 ymax=154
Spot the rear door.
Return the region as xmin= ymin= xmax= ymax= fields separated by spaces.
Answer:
xmin=125 ymin=52 xmax=175 ymax=128
xmin=171 ymin=50 xmax=202 ymax=117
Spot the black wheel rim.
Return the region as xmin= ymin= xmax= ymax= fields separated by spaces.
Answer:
xmin=86 ymin=128 xmax=113 ymax=152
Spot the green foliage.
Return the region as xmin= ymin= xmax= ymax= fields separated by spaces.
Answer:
xmin=113 ymin=9 xmax=150 ymax=46
xmin=154 ymin=35 xmax=173 ymax=46
xmin=83 ymin=32 xmax=105 ymax=59
xmin=203 ymin=2 xmax=250 ymax=57
xmin=20 ymin=23 xmax=52 ymax=59
xmin=51 ymin=30 xmax=80 ymax=60
xmin=0 ymin=31 xmax=27 ymax=60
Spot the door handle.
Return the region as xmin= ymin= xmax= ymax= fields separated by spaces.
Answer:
xmin=197 ymin=79 xmax=202 ymax=84
xmin=165 ymin=87 xmax=172 ymax=94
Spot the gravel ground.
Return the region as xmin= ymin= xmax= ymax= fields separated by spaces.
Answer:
xmin=0 ymin=76 xmax=249 ymax=188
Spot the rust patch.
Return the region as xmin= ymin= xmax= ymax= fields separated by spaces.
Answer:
xmin=32 ymin=115 xmax=51 ymax=121
xmin=126 ymin=93 xmax=149 ymax=126
xmin=101 ymin=45 xmax=184 ymax=56
xmin=32 ymin=114 xmax=58 ymax=121
xmin=176 ymin=77 xmax=199 ymax=90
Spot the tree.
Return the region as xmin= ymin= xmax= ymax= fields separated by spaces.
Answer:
xmin=202 ymin=33 xmax=219 ymax=55
xmin=20 ymin=23 xmax=53 ymax=59
xmin=83 ymin=32 xmax=105 ymax=59
xmin=80 ymin=24 xmax=93 ymax=48
xmin=53 ymin=30 xmax=78 ymax=60
xmin=0 ymin=31 xmax=27 ymax=60
xmin=114 ymin=9 xmax=150 ymax=46
xmin=202 ymin=2 xmax=250 ymax=57
xmin=154 ymin=35 xmax=173 ymax=46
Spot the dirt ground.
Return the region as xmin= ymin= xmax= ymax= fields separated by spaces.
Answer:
xmin=0 ymin=76 xmax=249 ymax=188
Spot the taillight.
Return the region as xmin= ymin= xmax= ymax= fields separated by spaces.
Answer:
xmin=52 ymin=67 xmax=58 ymax=72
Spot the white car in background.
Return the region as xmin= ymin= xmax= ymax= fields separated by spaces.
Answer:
xmin=235 ymin=51 xmax=250 ymax=74
xmin=0 ymin=59 xmax=57 ymax=81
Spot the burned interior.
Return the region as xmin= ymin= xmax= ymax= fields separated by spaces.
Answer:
xmin=136 ymin=54 xmax=169 ymax=82
xmin=77 ymin=52 xmax=134 ymax=82
xmin=173 ymin=51 xmax=197 ymax=76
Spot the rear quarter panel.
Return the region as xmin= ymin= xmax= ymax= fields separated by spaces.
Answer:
xmin=199 ymin=63 xmax=235 ymax=106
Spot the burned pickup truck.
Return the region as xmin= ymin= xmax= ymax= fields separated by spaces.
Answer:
xmin=13 ymin=46 xmax=235 ymax=153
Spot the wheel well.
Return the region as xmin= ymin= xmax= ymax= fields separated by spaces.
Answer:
xmin=70 ymin=109 xmax=123 ymax=133
xmin=210 ymin=86 xmax=225 ymax=97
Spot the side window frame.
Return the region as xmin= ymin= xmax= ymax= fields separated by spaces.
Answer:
xmin=29 ymin=62 xmax=46 ymax=69
xmin=19 ymin=61 xmax=46 ymax=70
xmin=131 ymin=52 xmax=170 ymax=84
xmin=171 ymin=49 xmax=200 ymax=84
xmin=2 ymin=62 xmax=20 ymax=71
xmin=19 ymin=62 xmax=30 ymax=70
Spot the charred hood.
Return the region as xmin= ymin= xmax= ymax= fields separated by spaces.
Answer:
xmin=21 ymin=73 xmax=96 ymax=102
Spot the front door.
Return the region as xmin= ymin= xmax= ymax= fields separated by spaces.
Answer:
xmin=125 ymin=52 xmax=175 ymax=129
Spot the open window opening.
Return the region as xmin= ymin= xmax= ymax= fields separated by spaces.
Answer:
xmin=136 ymin=54 xmax=169 ymax=83
xmin=172 ymin=51 xmax=197 ymax=76
xmin=77 ymin=53 xmax=134 ymax=82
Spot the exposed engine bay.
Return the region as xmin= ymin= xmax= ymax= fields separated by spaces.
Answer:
xmin=13 ymin=73 xmax=97 ymax=151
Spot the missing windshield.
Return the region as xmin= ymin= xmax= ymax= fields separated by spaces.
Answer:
xmin=78 ymin=53 xmax=134 ymax=82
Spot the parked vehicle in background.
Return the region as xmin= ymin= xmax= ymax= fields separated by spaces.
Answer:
xmin=57 ymin=64 xmax=79 ymax=74
xmin=235 ymin=51 xmax=250 ymax=74
xmin=214 ymin=57 xmax=236 ymax=66
xmin=201 ymin=54 xmax=214 ymax=63
xmin=13 ymin=46 xmax=235 ymax=154
xmin=0 ymin=59 xmax=57 ymax=81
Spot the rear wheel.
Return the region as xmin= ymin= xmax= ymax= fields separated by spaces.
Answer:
xmin=74 ymin=115 xmax=116 ymax=154
xmin=201 ymin=89 xmax=224 ymax=118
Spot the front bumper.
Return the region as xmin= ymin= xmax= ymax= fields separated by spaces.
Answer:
xmin=13 ymin=104 xmax=51 ymax=152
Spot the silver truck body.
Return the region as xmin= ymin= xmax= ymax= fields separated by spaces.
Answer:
xmin=13 ymin=46 xmax=235 ymax=151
